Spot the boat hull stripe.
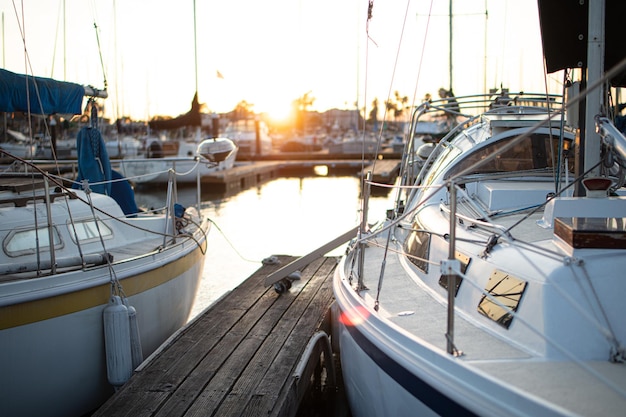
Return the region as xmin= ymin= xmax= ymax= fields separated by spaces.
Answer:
xmin=0 ymin=244 xmax=204 ymax=329
xmin=345 ymin=323 xmax=479 ymax=417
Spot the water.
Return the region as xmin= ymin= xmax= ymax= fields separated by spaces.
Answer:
xmin=133 ymin=175 xmax=397 ymax=321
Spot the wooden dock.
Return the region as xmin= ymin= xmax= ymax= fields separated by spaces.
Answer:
xmin=201 ymin=161 xmax=283 ymax=194
xmin=93 ymin=255 xmax=346 ymax=417
xmin=201 ymin=158 xmax=400 ymax=194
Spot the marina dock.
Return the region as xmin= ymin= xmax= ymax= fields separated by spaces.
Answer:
xmin=93 ymin=255 xmax=347 ymax=417
xmin=201 ymin=158 xmax=401 ymax=194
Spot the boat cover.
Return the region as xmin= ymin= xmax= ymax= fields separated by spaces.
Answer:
xmin=0 ymin=68 xmax=84 ymax=114
xmin=110 ymin=169 xmax=140 ymax=216
xmin=538 ymin=0 xmax=626 ymax=87
xmin=75 ymin=126 xmax=112 ymax=196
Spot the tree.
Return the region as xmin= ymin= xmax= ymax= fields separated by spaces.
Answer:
xmin=232 ymin=100 xmax=254 ymax=120
xmin=293 ymin=91 xmax=315 ymax=132
xmin=368 ymin=98 xmax=379 ymax=130
xmin=384 ymin=91 xmax=409 ymax=121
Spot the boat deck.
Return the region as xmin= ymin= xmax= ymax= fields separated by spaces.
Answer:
xmin=350 ymin=240 xmax=626 ymax=416
xmin=93 ymin=255 xmax=345 ymax=417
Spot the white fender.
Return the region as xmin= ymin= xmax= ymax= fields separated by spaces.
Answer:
xmin=103 ymin=295 xmax=133 ymax=387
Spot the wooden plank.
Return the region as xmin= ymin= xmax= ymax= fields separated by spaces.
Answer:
xmin=216 ymin=258 xmax=337 ymax=417
xmin=94 ymin=254 xmax=340 ymax=417
xmin=181 ymin=256 xmax=330 ymax=417
xmin=367 ymin=159 xmax=401 ymax=184
xmin=264 ymin=227 xmax=357 ymax=287
xmin=93 ymin=255 xmax=292 ymax=417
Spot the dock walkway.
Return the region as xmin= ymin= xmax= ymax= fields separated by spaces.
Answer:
xmin=94 ymin=255 xmax=343 ymax=417
xmin=201 ymin=158 xmax=400 ymax=194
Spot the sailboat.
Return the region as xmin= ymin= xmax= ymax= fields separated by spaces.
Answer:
xmin=119 ymin=93 xmax=238 ymax=184
xmin=332 ymin=1 xmax=626 ymax=416
xmin=120 ymin=1 xmax=237 ymax=185
xmin=0 ymin=67 xmax=220 ymax=416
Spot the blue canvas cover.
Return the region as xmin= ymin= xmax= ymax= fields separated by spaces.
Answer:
xmin=110 ymin=169 xmax=140 ymax=216
xmin=0 ymin=68 xmax=84 ymax=114
xmin=74 ymin=126 xmax=112 ymax=196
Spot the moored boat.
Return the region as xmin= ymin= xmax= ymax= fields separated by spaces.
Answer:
xmin=332 ymin=1 xmax=626 ymax=416
xmin=119 ymin=94 xmax=237 ymax=185
xmin=0 ymin=68 xmax=215 ymax=417
xmin=119 ymin=133 xmax=237 ymax=184
xmin=223 ymin=118 xmax=273 ymax=158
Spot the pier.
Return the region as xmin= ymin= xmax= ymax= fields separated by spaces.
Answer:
xmin=93 ymin=255 xmax=348 ymax=417
xmin=201 ymin=157 xmax=400 ymax=194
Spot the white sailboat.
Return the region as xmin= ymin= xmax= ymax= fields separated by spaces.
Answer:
xmin=118 ymin=0 xmax=237 ymax=184
xmin=119 ymin=94 xmax=237 ymax=185
xmin=0 ymin=66 xmax=218 ymax=416
xmin=332 ymin=1 xmax=626 ymax=416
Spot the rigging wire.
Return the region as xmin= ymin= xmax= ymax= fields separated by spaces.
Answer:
xmin=207 ymin=219 xmax=261 ymax=264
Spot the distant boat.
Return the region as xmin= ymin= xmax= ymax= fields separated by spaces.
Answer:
xmin=120 ymin=94 xmax=237 ymax=184
xmin=332 ymin=1 xmax=626 ymax=416
xmin=0 ymin=129 xmax=37 ymax=159
xmin=223 ymin=118 xmax=273 ymax=158
xmin=327 ymin=129 xmax=379 ymax=155
xmin=0 ymin=67 xmax=213 ymax=417
xmin=119 ymin=133 xmax=237 ymax=184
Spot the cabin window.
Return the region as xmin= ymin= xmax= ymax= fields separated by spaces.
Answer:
xmin=404 ymin=219 xmax=430 ymax=272
xmin=445 ymin=134 xmax=573 ymax=179
xmin=438 ymin=251 xmax=470 ymax=296
xmin=4 ymin=226 xmax=63 ymax=256
xmin=477 ymin=269 xmax=527 ymax=329
xmin=67 ymin=218 xmax=113 ymax=244
xmin=423 ymin=142 xmax=462 ymax=187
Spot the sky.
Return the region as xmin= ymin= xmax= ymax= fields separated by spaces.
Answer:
xmin=0 ymin=0 xmax=558 ymax=122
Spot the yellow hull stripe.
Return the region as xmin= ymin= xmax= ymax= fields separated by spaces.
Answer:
xmin=0 ymin=243 xmax=205 ymax=330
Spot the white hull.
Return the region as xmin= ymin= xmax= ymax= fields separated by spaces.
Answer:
xmin=0 ymin=64 xmax=210 ymax=417
xmin=0 ymin=226 xmax=205 ymax=417
xmin=334 ymin=240 xmax=626 ymax=417
xmin=1 ymin=247 xmax=203 ymax=417
xmin=119 ymin=153 xmax=236 ymax=184
xmin=0 ymin=183 xmax=208 ymax=417
xmin=119 ymin=137 xmax=237 ymax=184
xmin=332 ymin=90 xmax=626 ymax=415
xmin=224 ymin=119 xmax=273 ymax=157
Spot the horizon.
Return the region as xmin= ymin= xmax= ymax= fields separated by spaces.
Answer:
xmin=0 ymin=0 xmax=557 ymax=122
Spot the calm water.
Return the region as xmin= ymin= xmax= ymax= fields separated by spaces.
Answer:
xmin=133 ymin=175 xmax=397 ymax=321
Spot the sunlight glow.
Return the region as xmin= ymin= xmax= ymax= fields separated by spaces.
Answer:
xmin=0 ymin=0 xmax=551 ymax=121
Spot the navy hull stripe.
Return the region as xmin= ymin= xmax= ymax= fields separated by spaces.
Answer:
xmin=345 ymin=323 xmax=479 ymax=417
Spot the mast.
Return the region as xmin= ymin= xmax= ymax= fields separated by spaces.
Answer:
xmin=583 ymin=0 xmax=605 ymax=177
xmin=448 ymin=0 xmax=453 ymax=91
xmin=193 ymin=0 xmax=201 ymax=139
xmin=193 ymin=0 xmax=199 ymax=95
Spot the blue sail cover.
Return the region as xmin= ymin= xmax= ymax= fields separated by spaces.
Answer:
xmin=75 ymin=126 xmax=112 ymax=196
xmin=0 ymin=68 xmax=84 ymax=114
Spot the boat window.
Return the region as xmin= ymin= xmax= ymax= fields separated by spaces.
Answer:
xmin=404 ymin=219 xmax=430 ymax=273
xmin=445 ymin=134 xmax=573 ymax=179
xmin=422 ymin=142 xmax=463 ymax=187
xmin=477 ymin=269 xmax=527 ymax=329
xmin=4 ymin=226 xmax=63 ymax=256
xmin=438 ymin=251 xmax=470 ymax=296
xmin=67 ymin=219 xmax=113 ymax=243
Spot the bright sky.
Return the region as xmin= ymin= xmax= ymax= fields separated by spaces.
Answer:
xmin=0 ymin=0 xmax=558 ymax=121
